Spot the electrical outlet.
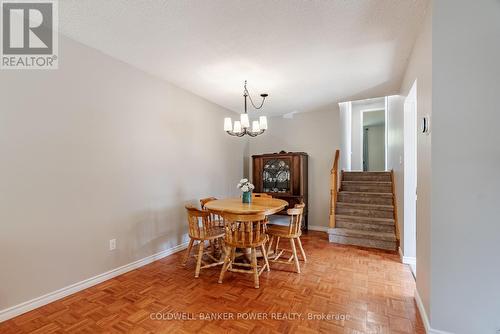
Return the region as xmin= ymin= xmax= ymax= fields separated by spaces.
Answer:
xmin=109 ymin=239 xmax=116 ymax=251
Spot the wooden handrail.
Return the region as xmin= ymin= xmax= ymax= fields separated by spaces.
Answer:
xmin=390 ymin=170 xmax=401 ymax=246
xmin=329 ymin=150 xmax=340 ymax=228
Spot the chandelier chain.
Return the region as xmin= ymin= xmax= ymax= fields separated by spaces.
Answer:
xmin=244 ymin=82 xmax=266 ymax=110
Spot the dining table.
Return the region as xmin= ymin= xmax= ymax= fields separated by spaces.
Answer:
xmin=203 ymin=197 xmax=288 ymax=216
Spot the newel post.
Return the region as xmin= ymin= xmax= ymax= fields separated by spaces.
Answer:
xmin=329 ymin=150 xmax=340 ymax=229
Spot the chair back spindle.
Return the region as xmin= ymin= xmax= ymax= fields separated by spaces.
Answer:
xmin=222 ymin=212 xmax=267 ymax=248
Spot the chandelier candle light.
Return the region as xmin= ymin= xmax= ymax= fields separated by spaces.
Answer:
xmin=224 ymin=80 xmax=269 ymax=137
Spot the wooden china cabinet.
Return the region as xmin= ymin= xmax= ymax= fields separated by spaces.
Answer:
xmin=252 ymin=152 xmax=309 ymax=230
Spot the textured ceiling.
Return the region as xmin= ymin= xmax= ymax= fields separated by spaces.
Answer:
xmin=59 ymin=0 xmax=428 ymax=115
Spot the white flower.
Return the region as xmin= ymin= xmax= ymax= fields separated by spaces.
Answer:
xmin=237 ymin=178 xmax=255 ymax=192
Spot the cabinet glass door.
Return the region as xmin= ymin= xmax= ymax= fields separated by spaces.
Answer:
xmin=262 ymin=158 xmax=291 ymax=193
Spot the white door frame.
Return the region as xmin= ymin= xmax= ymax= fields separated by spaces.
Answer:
xmin=360 ymin=108 xmax=387 ymax=171
xmin=403 ymin=80 xmax=417 ymax=273
xmin=339 ymin=102 xmax=352 ymax=171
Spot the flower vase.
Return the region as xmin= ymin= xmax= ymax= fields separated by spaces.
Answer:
xmin=242 ymin=191 xmax=252 ymax=203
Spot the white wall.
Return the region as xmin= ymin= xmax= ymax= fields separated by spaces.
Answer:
xmin=431 ymin=1 xmax=500 ymax=332
xmin=351 ymin=98 xmax=386 ymax=170
xmin=339 ymin=102 xmax=352 ymax=171
xmin=248 ymin=107 xmax=340 ymax=229
xmin=399 ymin=1 xmax=432 ymax=321
xmin=386 ymin=95 xmax=405 ymax=250
xmin=0 ymin=36 xmax=245 ymax=311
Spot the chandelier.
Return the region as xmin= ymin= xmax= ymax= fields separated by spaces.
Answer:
xmin=224 ymin=80 xmax=268 ymax=137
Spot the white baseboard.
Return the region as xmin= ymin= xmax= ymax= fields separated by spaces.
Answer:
xmin=403 ymin=256 xmax=416 ymax=266
xmin=398 ymin=247 xmax=416 ymax=266
xmin=308 ymin=225 xmax=328 ymax=232
xmin=0 ymin=240 xmax=189 ymax=323
xmin=414 ymin=288 xmax=454 ymax=334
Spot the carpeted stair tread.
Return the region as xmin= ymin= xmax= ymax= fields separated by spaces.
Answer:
xmin=342 ymin=181 xmax=392 ymax=185
xmin=337 ymin=191 xmax=394 ymax=205
xmin=344 ymin=171 xmax=391 ymax=177
xmin=328 ymin=233 xmax=397 ymax=251
xmin=330 ymin=228 xmax=397 ymax=242
xmin=339 ymin=191 xmax=393 ymax=197
xmin=335 ymin=214 xmax=395 ymax=225
xmin=341 ymin=181 xmax=393 ymax=193
xmin=335 ymin=220 xmax=395 ymax=233
xmin=336 ymin=202 xmax=394 ymax=211
xmin=343 ymin=172 xmax=392 ymax=182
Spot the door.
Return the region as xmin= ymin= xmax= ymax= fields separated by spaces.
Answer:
xmin=363 ymin=127 xmax=369 ymax=171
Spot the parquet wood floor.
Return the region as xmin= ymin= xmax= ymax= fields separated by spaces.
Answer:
xmin=0 ymin=232 xmax=424 ymax=333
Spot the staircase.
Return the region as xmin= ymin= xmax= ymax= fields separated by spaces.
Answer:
xmin=328 ymin=170 xmax=398 ymax=251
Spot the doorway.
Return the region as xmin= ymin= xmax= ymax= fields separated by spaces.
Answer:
xmin=361 ymin=109 xmax=386 ymax=171
xmin=403 ymin=80 xmax=417 ymax=275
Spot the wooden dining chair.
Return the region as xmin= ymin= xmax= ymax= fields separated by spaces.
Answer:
xmin=200 ymin=196 xmax=224 ymax=254
xmin=218 ymin=212 xmax=270 ymax=288
xmin=266 ymin=203 xmax=306 ymax=273
xmin=252 ymin=193 xmax=272 ymax=198
xmin=200 ymin=197 xmax=217 ymax=209
xmin=182 ymin=205 xmax=225 ymax=278
xmin=200 ymin=197 xmax=224 ymax=226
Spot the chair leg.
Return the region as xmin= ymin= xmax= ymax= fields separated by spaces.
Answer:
xmin=216 ymin=238 xmax=223 ymax=256
xmin=296 ymin=237 xmax=307 ymax=262
xmin=260 ymin=244 xmax=270 ymax=272
xmin=229 ymin=247 xmax=236 ymax=269
xmin=274 ymin=237 xmax=280 ymax=254
xmin=290 ymin=239 xmax=301 ymax=274
xmin=267 ymin=235 xmax=275 ymax=258
xmin=251 ymin=247 xmax=259 ymax=288
xmin=182 ymin=238 xmax=194 ymax=266
xmin=217 ymin=239 xmax=225 ymax=261
xmin=218 ymin=246 xmax=232 ymax=284
xmin=195 ymin=241 xmax=204 ymax=278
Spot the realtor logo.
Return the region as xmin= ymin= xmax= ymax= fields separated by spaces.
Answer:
xmin=1 ymin=0 xmax=58 ymax=69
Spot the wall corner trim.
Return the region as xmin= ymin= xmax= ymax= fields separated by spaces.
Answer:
xmin=0 ymin=239 xmax=190 ymax=323
xmin=415 ymin=288 xmax=455 ymax=334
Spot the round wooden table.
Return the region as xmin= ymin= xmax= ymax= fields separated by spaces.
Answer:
xmin=204 ymin=197 xmax=288 ymax=215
